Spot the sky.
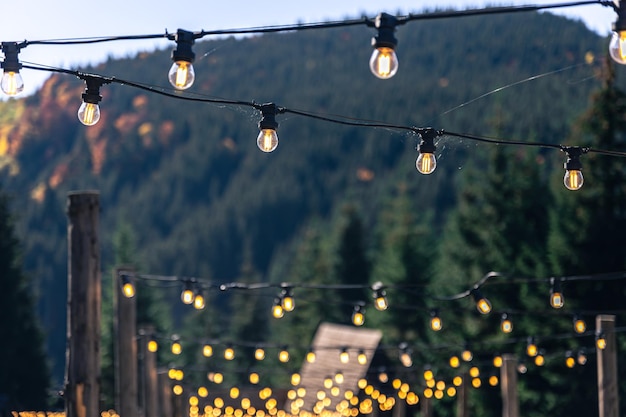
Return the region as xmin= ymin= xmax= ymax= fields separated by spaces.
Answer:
xmin=0 ymin=0 xmax=618 ymax=96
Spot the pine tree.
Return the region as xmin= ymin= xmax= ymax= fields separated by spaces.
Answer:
xmin=0 ymin=187 xmax=50 ymax=411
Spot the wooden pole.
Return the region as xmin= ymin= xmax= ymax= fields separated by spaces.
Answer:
xmin=65 ymin=191 xmax=101 ymax=417
xmin=456 ymin=373 xmax=468 ymax=417
xmin=140 ymin=325 xmax=158 ymax=417
xmin=597 ymin=315 xmax=619 ymax=417
xmin=158 ymin=371 xmax=173 ymax=417
xmin=500 ymin=354 xmax=519 ymax=417
xmin=421 ymin=396 xmax=432 ymax=417
xmin=114 ymin=266 xmax=138 ymax=417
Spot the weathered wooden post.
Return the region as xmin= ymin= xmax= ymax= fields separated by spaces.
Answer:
xmin=114 ymin=266 xmax=138 ymax=417
xmin=597 ymin=315 xmax=619 ymax=417
xmin=65 ymin=191 xmax=101 ymax=417
xmin=158 ymin=371 xmax=173 ymax=417
xmin=500 ymin=354 xmax=519 ymax=417
xmin=456 ymin=373 xmax=468 ymax=417
xmin=140 ymin=325 xmax=158 ymax=417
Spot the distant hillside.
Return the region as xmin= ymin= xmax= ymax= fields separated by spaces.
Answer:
xmin=0 ymin=9 xmax=607 ymax=383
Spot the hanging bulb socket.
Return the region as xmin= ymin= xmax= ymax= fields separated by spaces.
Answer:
xmin=352 ymin=304 xmax=365 ymax=326
xmin=78 ymin=76 xmax=109 ymax=126
xmin=169 ymin=29 xmax=197 ymax=90
xmin=1 ymin=42 xmax=24 ymax=96
xmin=257 ymin=103 xmax=280 ymax=152
xmin=562 ymin=146 xmax=586 ymax=191
xmin=369 ymin=13 xmax=399 ymax=79
xmin=415 ymin=128 xmax=440 ymax=175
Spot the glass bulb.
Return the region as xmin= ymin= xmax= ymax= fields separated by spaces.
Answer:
xmin=430 ymin=316 xmax=442 ymax=331
xmin=461 ymin=349 xmax=473 ymax=362
xmin=449 ymin=356 xmax=460 ymax=368
xmin=352 ymin=309 xmax=365 ymax=326
xmin=77 ymin=102 xmax=101 ymax=126
xmin=565 ymin=356 xmax=575 ymax=368
xmin=148 ymin=340 xmax=158 ymax=353
xmin=193 ymin=293 xmax=205 ymax=310
xmin=501 ymin=315 xmax=513 ymax=333
xmin=306 ymin=351 xmax=316 ymax=363
xmin=550 ymin=291 xmax=564 ymax=309
xmin=574 ymin=318 xmax=586 ymax=334
xmin=493 ymin=355 xmax=503 ymax=368
xmin=416 ymin=153 xmax=437 ymax=175
xmin=476 ymin=297 xmax=492 ymax=314
xmin=564 ymin=169 xmax=583 ymax=191
xmin=357 ymin=352 xmax=367 ymax=365
xmin=122 ymin=282 xmax=136 ymax=298
xmin=340 ymin=350 xmax=350 ymax=364
xmin=610 ymin=31 xmax=626 ymax=65
xmin=168 ymin=60 xmax=195 ymax=90
xmin=279 ymin=349 xmax=290 ymax=363
xmin=172 ymin=342 xmax=182 ymax=355
xmin=400 ymin=352 xmax=413 ymax=367
xmin=181 ymin=288 xmax=194 ymax=305
xmin=291 ymin=373 xmax=301 ymax=386
xmin=203 ymin=344 xmax=213 ymax=357
xmin=224 ymin=347 xmax=235 ymax=360
xmin=374 ymin=295 xmax=388 ymax=311
xmin=255 ymin=348 xmax=266 ymax=361
xmin=526 ymin=343 xmax=537 ymax=357
xmin=272 ymin=303 xmax=284 ymax=319
xmin=597 ymin=336 xmax=607 ymax=350
xmin=1 ymin=71 xmax=24 ymax=96
xmin=282 ymin=295 xmax=295 ymax=312
xmin=369 ymin=47 xmax=398 ymax=79
xmin=257 ymin=128 xmax=278 ymax=153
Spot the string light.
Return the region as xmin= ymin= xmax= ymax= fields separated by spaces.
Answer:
xmin=415 ymin=128 xmax=440 ymax=175
xmin=368 ymin=13 xmax=400 ymax=79
xmin=171 ymin=336 xmax=182 ymax=355
xmin=372 ymin=282 xmax=388 ymax=311
xmin=306 ymin=349 xmax=317 ymax=363
xmin=255 ymin=347 xmax=266 ymax=361
xmin=526 ymin=337 xmax=538 ymax=357
xmin=493 ymin=354 xmax=503 ymax=368
xmin=500 ymin=313 xmax=513 ymax=333
xmin=147 ymin=338 xmax=158 ymax=353
xmin=120 ymin=274 xmax=136 ymax=298
xmin=352 ymin=305 xmax=365 ymax=326
xmin=573 ymin=315 xmax=587 ymax=334
xmin=181 ymin=281 xmax=194 ymax=305
xmin=549 ymin=277 xmax=564 ymax=309
xmin=534 ymin=350 xmax=545 ymax=366
xmin=279 ymin=346 xmax=290 ymax=363
xmin=339 ymin=348 xmax=350 ymax=364
xmin=357 ymin=350 xmax=368 ymax=365
xmin=471 ymin=289 xmax=492 ymax=314
xmin=398 ymin=343 xmax=413 ymax=367
xmin=256 ymin=103 xmax=281 ymax=153
xmin=461 ymin=345 xmax=473 ymax=362
xmin=0 ymin=42 xmax=24 ymax=96
xmin=562 ymin=146 xmax=586 ymax=191
xmin=280 ymin=287 xmax=295 ymax=312
xmin=429 ymin=309 xmax=442 ymax=331
xmin=565 ymin=351 xmax=576 ymax=368
xmin=449 ymin=355 xmax=460 ymax=368
xmin=610 ymin=0 xmax=626 ymax=65
xmin=77 ymin=76 xmax=109 ymax=126
xmin=272 ymin=298 xmax=284 ymax=319
xmin=224 ymin=345 xmax=235 ymax=360
xmin=202 ymin=344 xmax=213 ymax=357
xmin=168 ymin=29 xmax=197 ymax=90
xmin=577 ymin=349 xmax=587 ymax=365
xmin=193 ymin=286 xmax=205 ymax=310
xmin=596 ymin=331 xmax=607 ymax=350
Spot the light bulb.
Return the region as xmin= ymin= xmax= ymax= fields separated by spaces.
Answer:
xmin=352 ymin=305 xmax=365 ymax=326
xmin=181 ymin=286 xmax=194 ymax=305
xmin=272 ymin=298 xmax=284 ymax=319
xmin=168 ymin=60 xmax=195 ymax=90
xmin=306 ymin=350 xmax=316 ymax=363
xmin=77 ymin=102 xmax=101 ymax=126
xmin=257 ymin=129 xmax=278 ymax=153
xmin=172 ymin=341 xmax=182 ymax=355
xmin=472 ymin=289 xmax=492 ymax=314
xmin=279 ymin=348 xmax=290 ymax=363
xmin=564 ymin=169 xmax=584 ymax=191
xmin=400 ymin=352 xmax=413 ymax=367
xmin=449 ymin=356 xmax=460 ymax=368
xmin=500 ymin=313 xmax=513 ymax=333
xmin=369 ymin=47 xmax=398 ymax=79
xmin=148 ymin=340 xmax=158 ymax=353
xmin=577 ymin=350 xmax=587 ymax=365
xmin=489 ymin=376 xmax=499 ymax=386
xmin=565 ymin=352 xmax=575 ymax=368
xmin=357 ymin=351 xmax=367 ymax=365
xmin=281 ymin=289 xmax=295 ymax=312
xmin=596 ymin=333 xmax=607 ymax=350
xmin=339 ymin=349 xmax=350 ymax=364
xmin=255 ymin=347 xmax=266 ymax=361
xmin=430 ymin=310 xmax=442 ymax=331
xmin=526 ymin=338 xmax=538 ymax=357
xmin=323 ymin=377 xmax=333 ymax=389
xmin=1 ymin=71 xmax=24 ymax=96
xmin=202 ymin=344 xmax=213 ymax=357
xmin=573 ymin=316 xmax=586 ymax=334
xmin=224 ymin=346 xmax=235 ymax=360
xmin=291 ymin=373 xmax=301 ymax=386
xmin=372 ymin=284 xmax=388 ymax=311
xmin=610 ymin=30 xmax=626 ymax=65
xmin=493 ymin=355 xmax=503 ymax=368
xmin=416 ymin=153 xmax=437 ymax=175
xmin=193 ymin=292 xmax=205 ymax=310
xmin=121 ymin=275 xmax=135 ymax=298
xmin=461 ymin=349 xmax=473 ymax=362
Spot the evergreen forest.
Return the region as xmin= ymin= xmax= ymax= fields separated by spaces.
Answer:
xmin=0 ymin=7 xmax=626 ymax=417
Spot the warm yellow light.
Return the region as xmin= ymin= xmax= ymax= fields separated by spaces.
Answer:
xmin=526 ymin=342 xmax=538 ymax=358
xmin=340 ymin=350 xmax=350 ymax=364
xmin=122 ymin=281 xmax=136 ymax=298
xmin=423 ymin=369 xmax=434 ymax=381
xmin=193 ymin=292 xmax=206 ymax=310
xmin=573 ymin=317 xmax=586 ymax=334
xmin=249 ymin=373 xmax=259 ymax=384
xmin=550 ymin=291 xmax=564 ymax=309
xmin=335 ymin=372 xmax=344 ymax=384
xmin=230 ymin=387 xmax=240 ymax=399
xmin=357 ymin=351 xmax=367 ymax=365
xmin=147 ymin=340 xmax=158 ymax=353
xmin=358 ymin=379 xmax=368 ymax=389
xmin=189 ymin=396 xmax=199 ymax=406
xmin=378 ymin=372 xmax=388 ymax=383
xmin=168 ymin=60 xmax=195 ymax=90
xmin=181 ymin=288 xmax=194 ymax=304
xmin=489 ymin=375 xmax=499 ymax=386
xmin=224 ymin=347 xmax=235 ymax=360
xmin=493 ymin=355 xmax=503 ymax=368
xmin=447 ymin=387 xmax=457 ymax=397
xmin=469 ymin=367 xmax=479 ymax=378
xmin=452 ymin=376 xmax=463 ymax=387
xmin=272 ymin=303 xmax=284 ymax=319
xmin=279 ymin=349 xmax=290 ymax=363
xmin=172 ymin=341 xmax=182 ymax=355
xmin=198 ymin=387 xmax=209 ymax=397
xmin=77 ymin=102 xmax=101 ymax=126
xmin=534 ymin=354 xmax=545 ymax=367
xmin=214 ymin=397 xmax=225 ymax=408
xmin=434 ymin=390 xmax=444 ymax=400
xmin=462 ymin=349 xmax=473 ymax=362
xmin=416 ymin=153 xmax=437 ymax=175
xmin=369 ymin=47 xmax=398 ymax=79
xmin=282 ymin=294 xmax=295 ymax=312
xmin=471 ymin=378 xmax=481 ymax=388
xmin=577 ymin=351 xmax=587 ymax=365
xmin=173 ymin=385 xmax=183 ymax=395
xmin=306 ymin=351 xmax=316 ymax=363
xmin=255 ymin=348 xmax=266 ymax=361
xmin=449 ymin=356 xmax=460 ymax=368
xmin=352 ymin=309 xmax=365 ymax=326
xmin=426 ymin=379 xmax=435 ymax=389
xmin=597 ymin=336 xmax=607 ymax=350
xmin=242 ymin=398 xmax=251 ymax=409
xmin=323 ymin=377 xmax=333 ymax=389
xmin=423 ymin=388 xmax=433 ymax=399
xmin=476 ymin=298 xmax=492 ymax=314
xmin=564 ymin=169 xmax=584 ymax=191
xmin=566 ymin=356 xmax=576 ymax=368
xmin=203 ymin=344 xmax=213 ymax=357
xmin=435 ymin=381 xmax=446 ymax=391
xmin=1 ymin=71 xmax=24 ymax=96
xmin=500 ymin=315 xmax=513 ymax=333
xmin=374 ymin=295 xmax=388 ymax=311
xmin=291 ymin=373 xmax=301 ymax=386
xmin=399 ymin=352 xmax=412 ymax=367
xmin=257 ymin=129 xmax=279 ymax=153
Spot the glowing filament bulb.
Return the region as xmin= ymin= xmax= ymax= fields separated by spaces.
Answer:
xmin=272 ymin=298 xmax=284 ymax=319
xmin=573 ymin=316 xmax=586 ymax=334
xmin=550 ymin=277 xmax=564 ymax=309
xmin=168 ymin=60 xmax=195 ymax=90
xmin=416 ymin=153 xmax=437 ymax=175
xmin=564 ymin=169 xmax=584 ymax=191
xmin=202 ymin=344 xmax=213 ymax=357
xmin=352 ymin=305 xmax=365 ymax=326
xmin=339 ymin=349 xmax=350 ymax=364
xmin=172 ymin=341 xmax=182 ymax=355
xmin=257 ymin=129 xmax=279 ymax=153
xmin=526 ymin=338 xmax=538 ymax=357
xmin=369 ymin=47 xmax=398 ymax=79
xmin=357 ymin=350 xmax=367 ymax=365
xmin=596 ymin=333 xmax=607 ymax=350
xmin=449 ymin=356 xmax=460 ymax=368
xmin=472 ymin=289 xmax=492 ymax=314
xmin=610 ymin=30 xmax=626 ymax=65
xmin=121 ymin=275 xmax=135 ymax=298
xmin=224 ymin=346 xmax=235 ymax=360
xmin=1 ymin=71 xmax=24 ymax=96
xmin=565 ymin=352 xmax=575 ymax=368
xmin=500 ymin=313 xmax=513 ymax=333
xmin=430 ymin=310 xmax=442 ymax=331
xmin=255 ymin=347 xmax=266 ymax=361
xmin=282 ymin=293 xmax=295 ymax=312
xmin=77 ymin=102 xmax=101 ymax=126
xmin=148 ymin=339 xmax=158 ymax=353
xmin=279 ymin=348 xmax=290 ymax=363
xmin=193 ymin=291 xmax=205 ymax=310
xmin=306 ymin=350 xmax=316 ymax=363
